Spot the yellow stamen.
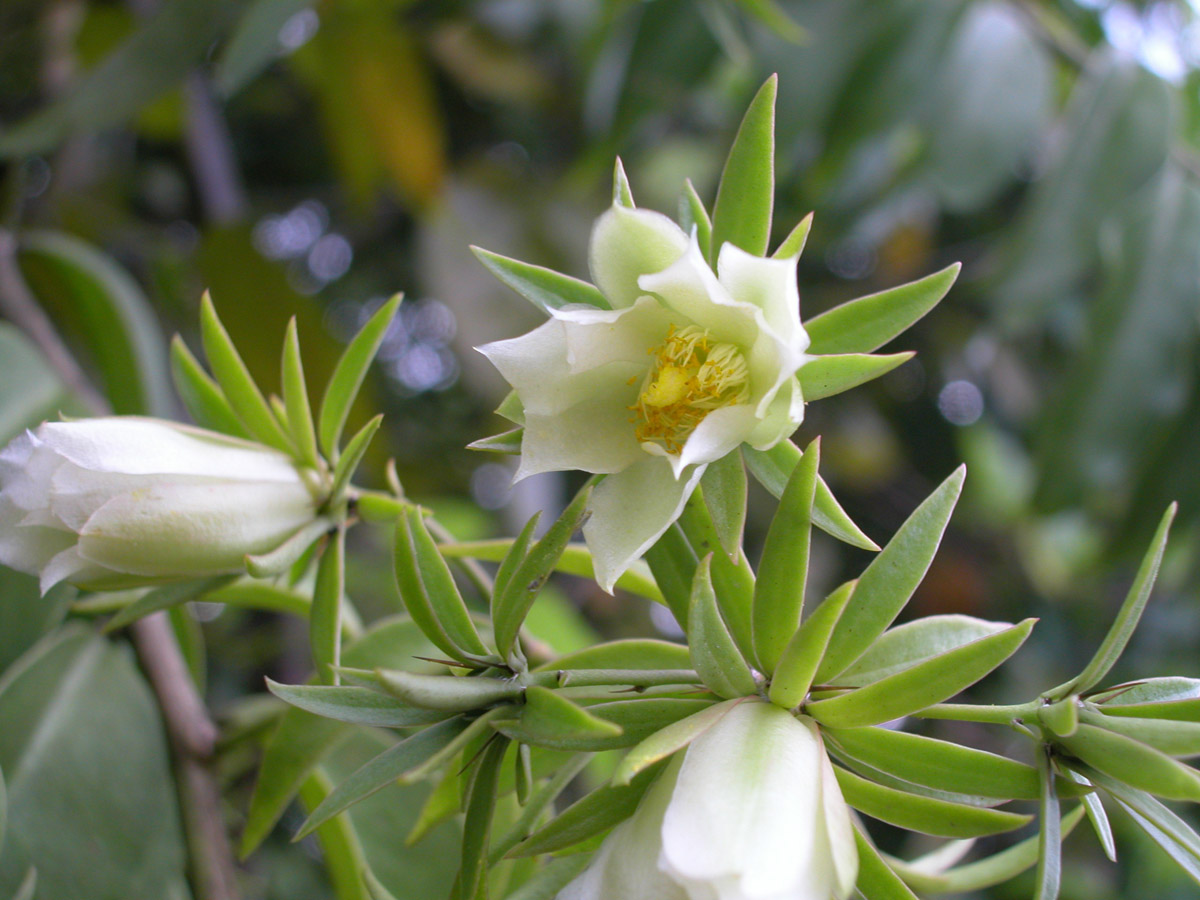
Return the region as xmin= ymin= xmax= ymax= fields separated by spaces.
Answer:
xmin=630 ymin=325 xmax=749 ymax=454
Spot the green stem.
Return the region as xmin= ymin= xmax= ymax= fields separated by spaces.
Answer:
xmin=912 ymin=701 xmax=1041 ymax=725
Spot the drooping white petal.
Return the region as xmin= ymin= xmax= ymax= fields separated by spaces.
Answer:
xmin=0 ymin=493 xmax=73 ymax=578
xmin=517 ymin=391 xmax=645 ymax=481
xmin=818 ymin=733 xmax=859 ymax=900
xmin=39 ymin=545 xmax=112 ymax=594
xmin=716 ymin=243 xmax=809 ymax=351
xmin=745 ymin=378 xmax=804 ymax=451
xmin=585 ymin=456 xmax=704 ymax=593
xmin=589 ymin=206 xmax=689 ymax=308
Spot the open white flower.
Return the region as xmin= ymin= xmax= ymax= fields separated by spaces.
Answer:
xmin=558 ymin=698 xmax=858 ymax=900
xmin=481 ymin=205 xmax=809 ymax=590
xmin=0 ymin=417 xmax=322 ymax=592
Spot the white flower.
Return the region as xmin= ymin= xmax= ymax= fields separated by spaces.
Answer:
xmin=0 ymin=417 xmax=322 ymax=592
xmin=480 ymin=205 xmax=809 ymax=590
xmin=558 ymin=698 xmax=858 ymax=900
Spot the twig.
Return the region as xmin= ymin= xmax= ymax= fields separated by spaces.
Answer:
xmin=183 ymin=72 xmax=248 ymax=225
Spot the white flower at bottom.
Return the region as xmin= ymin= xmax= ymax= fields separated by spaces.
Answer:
xmin=558 ymin=698 xmax=858 ymax=900
xmin=0 ymin=417 xmax=322 ymax=592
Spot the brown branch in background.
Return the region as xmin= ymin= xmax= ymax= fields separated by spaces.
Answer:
xmin=0 ymin=231 xmax=242 ymax=900
xmin=183 ymin=72 xmax=248 ymax=225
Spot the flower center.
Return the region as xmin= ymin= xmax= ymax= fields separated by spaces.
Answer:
xmin=630 ymin=325 xmax=750 ymax=454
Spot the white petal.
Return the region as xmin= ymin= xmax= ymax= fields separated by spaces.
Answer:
xmin=676 ymin=405 xmax=759 ymax=471
xmin=517 ymin=391 xmax=645 ymax=480
xmin=585 ymin=457 xmax=704 ymax=593
xmin=745 ymin=378 xmax=804 ymax=451
xmin=1 ymin=430 xmax=62 ymax=512
xmin=716 ymin=243 xmax=810 ymax=352
xmin=556 ymin=296 xmax=679 ymax=372
xmin=589 ymin=206 xmax=689 ymax=308
xmin=816 ymin=729 xmax=859 ymax=900
xmin=637 ymin=239 xmax=758 ymax=348
xmin=0 ymin=492 xmax=73 ymax=580
xmin=39 ymin=545 xmax=111 ymax=594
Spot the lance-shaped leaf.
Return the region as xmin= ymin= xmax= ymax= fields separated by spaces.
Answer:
xmin=577 ymin=699 xmax=718 ymax=752
xmin=508 ymin=759 xmax=668 ymax=859
xmin=328 ymin=414 xmax=382 ymax=503
xmin=805 ymin=264 xmax=961 ymax=355
xmin=885 ymin=806 xmax=1087 ymax=895
xmin=1062 ymin=769 xmax=1116 ymax=861
xmin=1059 ymin=724 xmax=1200 ymax=802
xmin=295 ymin=770 xmax=371 ymax=900
xmin=266 ymin=680 xmax=448 ymax=728
xmin=199 ymin=292 xmax=294 ymax=453
xmin=375 ymin=669 xmax=522 ymax=712
xmin=837 ymin=615 xmax=1011 ymax=687
xmin=1094 ymin=677 xmax=1200 ymax=721
xmin=699 ymin=450 xmax=748 ymax=561
xmin=742 ymin=442 xmax=878 ymax=550
xmin=769 ymin=581 xmax=854 ymax=709
xmin=472 ymin=248 xmax=608 ymax=314
xmin=645 ymin=523 xmax=699 ymax=626
xmin=467 ymin=428 xmax=523 ymax=455
xmin=491 ymin=754 xmax=591 ymax=861
xmin=319 ymin=294 xmax=401 ymax=460
xmin=408 ymin=763 xmax=464 ymax=847
xmin=772 ymin=212 xmax=813 ymax=260
xmin=532 ymin=638 xmax=691 ymax=673
xmin=393 ymin=506 xmax=490 ymax=662
xmin=612 ymin=698 xmax=741 ymax=786
xmin=680 ymin=178 xmax=712 ymax=261
xmin=711 ymin=75 xmax=776 ymax=258
xmin=754 ymin=437 xmax=819 ymax=673
xmin=492 ymin=513 xmax=540 ymax=604
xmin=613 ymin=157 xmax=635 ymax=208
xmin=459 ymin=736 xmax=509 ymax=900
xmin=296 ymin=717 xmax=468 ymax=838
xmin=1033 ymin=748 xmax=1062 ymax=900
xmin=493 ymin=687 xmax=622 ymax=749
xmin=836 ymin=768 xmax=1031 ymax=838
xmin=311 ymin=526 xmax=345 ymax=684
xmin=1083 ymin=765 xmax=1200 ymax=872
xmin=245 ymin=518 xmax=334 ymax=579
xmin=1122 ymin=802 xmax=1200 ymax=886
xmin=281 ymin=318 xmax=320 ymax=468
xmin=169 ymin=336 xmax=248 ymax=438
xmin=828 ymin=727 xmax=1040 ymax=800
xmin=855 ymin=824 xmax=921 ymax=900
xmin=817 ymin=466 xmax=966 ymax=682
xmin=1053 ymin=503 xmax=1176 ymax=698
xmin=808 ymin=619 xmax=1035 ymax=729
xmin=515 ymin=742 xmax=533 ymax=805
xmin=798 ymin=352 xmax=914 ymax=401
xmin=1082 ymin=709 xmax=1200 ymax=757
xmin=688 ymin=556 xmax=758 ymax=700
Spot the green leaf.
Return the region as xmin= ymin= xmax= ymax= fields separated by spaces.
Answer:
xmin=769 ymin=581 xmax=854 ymax=709
xmin=311 ymin=527 xmax=346 ymax=685
xmin=471 ymin=248 xmax=609 ymax=314
xmin=498 ymin=854 xmax=590 ymax=900
xmin=329 ymin=414 xmax=383 ymax=503
xmin=493 ymin=486 xmax=593 ymax=662
xmin=244 ymin=518 xmax=334 ymax=579
xmin=580 ymin=699 xmax=719 ymax=751
xmin=9 ymin=869 xmax=36 ymax=900
xmin=491 ymin=755 xmax=591 ymax=862
xmin=808 ymin=619 xmax=1036 ymax=729
xmin=612 ymin=157 xmax=635 ymax=208
xmin=742 ymin=442 xmax=878 ymax=550
xmin=1121 ymin=802 xmax=1200 ymax=886
xmin=645 ymin=523 xmax=700 ymax=627
xmin=375 ymin=670 xmax=522 ymax=712
xmin=1082 ymin=765 xmax=1200 ymax=870
xmin=804 ymin=263 xmax=961 ymax=355
xmin=492 ymin=514 xmax=540 ymax=610
xmin=817 ymin=466 xmax=966 ymax=682
xmin=688 ymin=557 xmax=758 ymax=700
xmin=297 ymin=718 xmax=468 ymax=838
xmin=169 ymin=336 xmax=248 ymax=438
xmin=0 ymin=765 xmax=5 ymax=852
xmin=215 ymin=0 xmax=316 ymax=97
xmin=798 ymin=352 xmax=914 ymax=401
xmin=0 ymin=324 xmax=70 ymax=445
xmin=533 ymin=639 xmax=690 ymax=673
xmin=754 ymin=437 xmax=818 ymax=673
xmin=699 ymin=451 xmax=747 ymax=561
xmin=1059 ymin=724 xmax=1200 ymax=802
xmin=1054 ymin=503 xmax=1176 ymax=698
xmin=282 ymin=317 xmax=320 ymax=468
xmin=828 ymin=726 xmax=1040 ymax=800
xmin=681 ymin=179 xmax=713 ymax=262
xmin=710 ymin=75 xmax=776 ymax=257
xmin=459 ymin=736 xmax=509 ymax=900
xmin=100 ymin=575 xmax=234 ymax=634
xmin=1095 ymin=677 xmax=1200 ymax=721
xmin=611 ymin=698 xmax=739 ymax=786
xmin=837 ymin=615 xmax=1011 ymax=687
xmin=1034 ymin=748 xmax=1062 ymax=900
xmin=495 ymin=390 xmax=525 ymax=425
xmin=393 ymin=506 xmax=490 ymax=662
xmin=296 ymin=768 xmax=372 ymax=900
xmin=319 ymin=294 xmax=401 ymax=460
xmin=499 ymin=687 xmax=623 ymax=748
xmin=509 ymin=761 xmax=668 ymax=858
xmin=738 ymin=0 xmax=809 ymax=43
xmin=200 ymin=291 xmax=295 ymax=453
xmin=772 ymin=212 xmax=813 ymax=259
xmin=1063 ymin=770 xmax=1116 ymax=861
xmin=466 ymin=428 xmax=523 ymax=455
xmin=854 ymin=823 xmax=921 ymax=900
xmin=1038 ymin=697 xmax=1080 ymax=738
xmin=266 ymin=679 xmax=449 ymax=727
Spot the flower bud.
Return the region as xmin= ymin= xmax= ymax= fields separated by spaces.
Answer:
xmin=559 ymin=699 xmax=858 ymax=900
xmin=0 ymin=417 xmax=323 ymax=592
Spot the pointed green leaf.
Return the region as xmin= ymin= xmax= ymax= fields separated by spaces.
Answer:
xmin=688 ymin=557 xmax=758 ymax=700
xmin=817 ymin=466 xmax=966 ymax=682
xmin=503 ymin=686 xmax=623 ymax=746
xmin=376 ymin=670 xmax=522 ymax=712
xmin=808 ymin=619 xmax=1036 ymax=729
xmin=1056 ymin=503 xmax=1176 ymax=697
xmin=711 ymin=75 xmax=776 ymax=257
xmin=245 ymin=518 xmax=333 ymax=579
xmin=297 ymin=717 xmax=468 ymax=838
xmin=199 ymin=291 xmax=295 ymax=453
xmin=169 ymin=336 xmax=248 ymax=438
xmin=498 ymin=855 xmax=590 ymax=900
xmin=515 ymin=742 xmax=533 ymax=805
xmin=754 ymin=437 xmax=819 ymax=673
xmin=102 ymin=575 xmax=235 ymax=633
xmin=281 ymin=318 xmax=320 ymax=468
xmin=533 ymin=639 xmax=690 ymax=673
xmin=298 ymin=771 xmax=371 ymax=899
xmin=769 ymin=581 xmax=854 ymax=709
xmin=1094 ymin=677 xmax=1200 ymax=721
xmin=467 ymin=428 xmax=523 ymax=454
xmin=855 ymin=824 xmax=922 ymax=900
xmin=1083 ymin=710 xmax=1200 ymax=757
xmin=681 ymin=179 xmax=712 ymax=262
xmin=459 ymin=736 xmax=509 ymax=900
xmin=805 ymin=263 xmax=961 ymax=355
xmin=772 ymin=212 xmax=813 ymax=259
xmin=828 ymin=726 xmax=1040 ymax=800
xmin=837 ymin=615 xmax=1011 ymax=687
xmin=798 ymin=352 xmax=914 ymax=401
xmin=329 ymin=413 xmax=383 ymax=503
xmin=491 ymin=754 xmax=592 ymax=862
xmin=1034 ymin=748 xmax=1062 ymax=900
xmin=311 ymin=527 xmax=345 ymax=685
xmin=1121 ymin=803 xmax=1200 ymax=886
xmin=408 ymin=763 xmax=463 ymax=848
xmin=611 ymin=698 xmax=740 ymax=786
xmin=393 ymin=506 xmax=490 ymax=662
xmin=493 ymin=486 xmax=593 ymax=661
xmin=1059 ymin=723 xmax=1200 ymax=802
xmin=265 ymin=679 xmax=448 ymax=727
xmin=743 ymin=442 xmax=878 ymax=550
xmin=471 ymin=248 xmax=609 ymax=314
xmin=492 ymin=513 xmax=540 ymax=605
xmin=1063 ymin=770 xmax=1116 ymax=861
xmin=645 ymin=523 xmax=699 ymax=627
xmin=319 ymin=294 xmax=401 ymax=460
xmin=575 ymin=698 xmax=717 ymax=750
xmin=699 ymin=450 xmax=748 ymax=560
xmin=612 ymin=157 xmax=635 ymax=208
xmin=1083 ymin=765 xmax=1200 ymax=866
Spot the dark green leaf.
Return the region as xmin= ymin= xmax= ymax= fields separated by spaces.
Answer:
xmin=688 ymin=557 xmax=758 ymax=699
xmin=169 ymin=336 xmax=248 ymax=438
xmin=798 ymin=352 xmax=914 ymax=401
xmin=281 ymin=317 xmax=320 ymax=468
xmin=710 ymin=75 xmax=776 ymax=257
xmin=311 ymin=527 xmax=345 ymax=685
xmin=266 ymin=680 xmax=448 ymax=727
xmin=472 ymin=248 xmax=608 ymax=314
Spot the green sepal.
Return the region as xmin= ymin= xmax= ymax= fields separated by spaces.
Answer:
xmin=769 ymin=580 xmax=854 ymax=709
xmin=495 ymin=390 xmax=525 ymax=425
xmin=710 ymin=75 xmax=776 ymax=258
xmin=281 ymin=317 xmax=320 ymax=468
xmin=681 ymin=179 xmax=712 ymax=262
xmin=169 ymin=335 xmax=248 ymax=438
xmin=753 ymin=436 xmax=818 ymax=674
xmin=458 ymin=736 xmax=509 ymax=900
xmin=807 ymin=619 xmax=1036 ymax=729
xmin=245 ymin=518 xmax=333 ymax=579
xmin=328 ymin=413 xmax=382 ymax=504
xmin=798 ymin=352 xmax=914 ymax=401
xmin=265 ymin=679 xmax=449 ymax=727
xmin=467 ymin=428 xmax=523 ymax=454
xmin=1058 ymin=723 xmax=1200 ymax=802
xmin=612 ymin=157 xmax=635 ymax=208
xmin=496 ymin=686 xmax=623 ymax=746
xmin=804 ymin=263 xmax=961 ymax=355
xmin=611 ymin=698 xmax=740 ymax=786
xmin=472 ymin=247 xmax=609 ymax=314
xmin=318 ymin=294 xmax=401 ymax=461
xmin=817 ymin=465 xmax=966 ymax=683
xmin=699 ymin=450 xmax=747 ymax=561
xmin=688 ymin=557 xmax=758 ymax=700
xmin=310 ymin=526 xmax=345 ymax=685
xmin=772 ymin=212 xmax=812 ymax=259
